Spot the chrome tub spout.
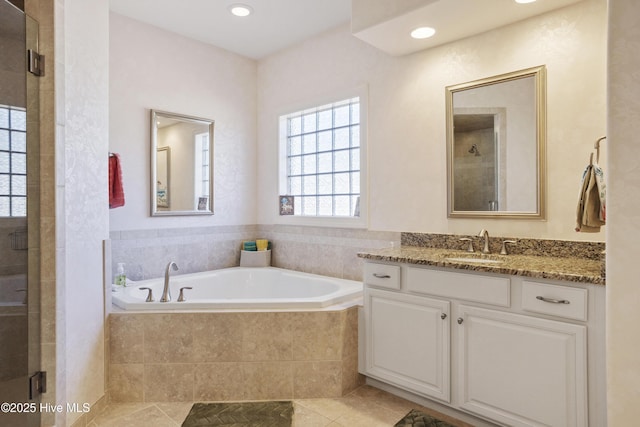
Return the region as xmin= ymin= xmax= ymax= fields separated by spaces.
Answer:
xmin=161 ymin=261 xmax=179 ymax=302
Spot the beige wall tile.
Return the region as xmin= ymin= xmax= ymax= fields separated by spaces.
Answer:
xmin=109 ymin=364 xmax=143 ymax=403
xmin=192 ymin=313 xmax=243 ymax=363
xmin=108 ymin=307 xmax=360 ymax=402
xmin=341 ymin=353 xmax=365 ymax=395
xmin=110 ymin=314 xmax=144 ymax=363
xmin=310 ymin=245 xmax=344 ymax=278
xmin=143 ymin=314 xmax=194 ymax=363
xmin=193 ymin=363 xmax=245 ymax=401
xmin=342 ymin=248 xmax=366 ymax=282
xmin=242 ymin=361 xmax=293 ymax=400
xmin=293 ymin=361 xmax=342 ymax=398
xmin=341 ymin=307 xmax=359 ymax=358
xmin=39 ymin=279 xmax=56 ymax=345
xmin=242 ymin=312 xmax=293 ymax=361
xmin=293 ymin=311 xmax=343 ymax=361
xmin=143 ymin=364 xmax=194 ymax=402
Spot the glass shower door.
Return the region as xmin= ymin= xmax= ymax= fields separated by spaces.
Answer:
xmin=0 ymin=1 xmax=41 ymax=426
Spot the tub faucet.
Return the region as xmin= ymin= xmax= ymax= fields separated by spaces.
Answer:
xmin=478 ymin=229 xmax=491 ymax=254
xmin=161 ymin=262 xmax=179 ymax=302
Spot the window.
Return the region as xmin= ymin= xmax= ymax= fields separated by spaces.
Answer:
xmin=194 ymin=132 xmax=210 ymax=209
xmin=279 ymin=91 xmax=366 ymax=226
xmin=0 ymin=105 xmax=27 ymax=217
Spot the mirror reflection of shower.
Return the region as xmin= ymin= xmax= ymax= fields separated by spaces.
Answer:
xmin=468 ymin=144 xmax=481 ymax=156
xmin=452 ymin=112 xmax=501 ymax=212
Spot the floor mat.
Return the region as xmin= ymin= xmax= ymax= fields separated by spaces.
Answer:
xmin=181 ymin=401 xmax=294 ymax=427
xmin=394 ymin=409 xmax=457 ymax=427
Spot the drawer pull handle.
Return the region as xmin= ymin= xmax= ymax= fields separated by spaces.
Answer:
xmin=373 ymin=273 xmax=391 ymax=279
xmin=441 ymin=313 xmax=447 ymax=320
xmin=536 ymin=296 xmax=570 ymax=304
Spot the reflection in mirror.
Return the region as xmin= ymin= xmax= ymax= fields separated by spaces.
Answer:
xmin=150 ymin=110 xmax=214 ymax=216
xmin=446 ymin=66 xmax=546 ymax=219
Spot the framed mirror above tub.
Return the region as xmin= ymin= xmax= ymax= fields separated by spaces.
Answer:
xmin=446 ymin=66 xmax=546 ymax=219
xmin=150 ymin=109 xmax=214 ymax=216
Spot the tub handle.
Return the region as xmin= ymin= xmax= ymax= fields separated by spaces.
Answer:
xmin=178 ymin=287 xmax=193 ymax=302
xmin=372 ymin=273 xmax=391 ymax=279
xmin=139 ymin=287 xmax=154 ymax=302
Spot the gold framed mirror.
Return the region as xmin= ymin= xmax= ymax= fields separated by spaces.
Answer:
xmin=446 ymin=65 xmax=546 ymax=219
xmin=150 ymin=110 xmax=214 ymax=216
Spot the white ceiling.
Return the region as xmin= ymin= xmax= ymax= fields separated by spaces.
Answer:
xmin=109 ymin=0 xmax=584 ymax=60
xmin=353 ymin=0 xmax=584 ymax=56
xmin=108 ymin=0 xmax=352 ymax=60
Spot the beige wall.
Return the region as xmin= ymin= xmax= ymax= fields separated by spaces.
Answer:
xmin=109 ymin=12 xmax=257 ymax=231
xmin=257 ymin=0 xmax=607 ymax=241
xmin=607 ymin=0 xmax=640 ymax=424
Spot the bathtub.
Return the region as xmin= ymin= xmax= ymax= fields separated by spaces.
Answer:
xmin=112 ymin=266 xmax=363 ymax=311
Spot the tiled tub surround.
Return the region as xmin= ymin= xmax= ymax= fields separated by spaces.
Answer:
xmin=110 ymin=224 xmax=400 ymax=282
xmin=369 ymin=232 xmax=606 ymax=284
xmin=109 ymin=307 xmax=363 ymax=402
xmin=109 ymin=225 xmax=260 ymax=281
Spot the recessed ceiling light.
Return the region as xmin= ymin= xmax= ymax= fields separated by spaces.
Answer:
xmin=410 ymin=27 xmax=436 ymax=39
xmin=515 ymin=0 xmax=537 ymax=3
xmin=229 ymin=4 xmax=253 ymax=17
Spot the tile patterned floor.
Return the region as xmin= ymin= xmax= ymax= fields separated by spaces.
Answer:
xmin=87 ymin=385 xmax=474 ymax=427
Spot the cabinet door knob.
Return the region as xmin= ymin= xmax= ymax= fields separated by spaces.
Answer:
xmin=441 ymin=313 xmax=447 ymax=320
xmin=457 ymin=317 xmax=464 ymax=324
xmin=373 ymin=273 xmax=391 ymax=279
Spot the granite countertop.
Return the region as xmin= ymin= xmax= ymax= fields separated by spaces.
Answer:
xmin=358 ymin=246 xmax=605 ymax=285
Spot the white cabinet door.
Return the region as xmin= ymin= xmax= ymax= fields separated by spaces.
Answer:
xmin=365 ymin=287 xmax=450 ymax=402
xmin=457 ymin=305 xmax=588 ymax=427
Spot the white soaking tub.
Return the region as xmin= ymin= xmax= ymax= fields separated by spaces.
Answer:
xmin=112 ymin=266 xmax=363 ymax=310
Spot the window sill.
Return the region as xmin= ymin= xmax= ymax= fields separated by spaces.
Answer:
xmin=275 ymin=214 xmax=368 ymax=229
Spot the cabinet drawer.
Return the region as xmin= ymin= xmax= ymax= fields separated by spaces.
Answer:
xmin=364 ymin=263 xmax=401 ymax=290
xmin=407 ymin=267 xmax=510 ymax=307
xmin=522 ymin=281 xmax=588 ymax=321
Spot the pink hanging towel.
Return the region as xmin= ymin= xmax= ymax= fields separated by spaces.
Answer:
xmin=109 ymin=153 xmax=125 ymax=208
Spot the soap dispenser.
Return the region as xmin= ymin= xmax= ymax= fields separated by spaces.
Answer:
xmin=115 ymin=262 xmax=127 ymax=287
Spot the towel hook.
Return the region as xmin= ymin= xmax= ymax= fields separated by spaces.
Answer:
xmin=594 ymin=136 xmax=606 ymax=164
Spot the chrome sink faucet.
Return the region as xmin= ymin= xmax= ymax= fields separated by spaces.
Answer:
xmin=478 ymin=229 xmax=491 ymax=254
xmin=161 ymin=261 xmax=179 ymax=302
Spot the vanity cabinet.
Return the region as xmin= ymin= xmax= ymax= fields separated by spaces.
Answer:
xmin=364 ymin=287 xmax=450 ymax=402
xmin=361 ymin=261 xmax=604 ymax=427
xmin=457 ymin=305 xmax=587 ymax=427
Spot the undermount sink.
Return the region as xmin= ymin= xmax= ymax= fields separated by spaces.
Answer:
xmin=441 ymin=252 xmax=507 ymax=265
xmin=445 ymin=256 xmax=504 ymax=265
